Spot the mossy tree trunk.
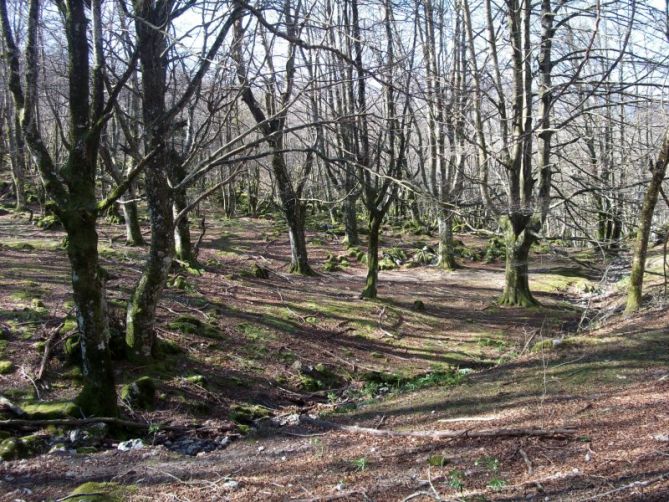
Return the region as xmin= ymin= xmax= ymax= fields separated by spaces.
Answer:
xmin=7 ymin=114 xmax=26 ymax=210
xmin=126 ymin=164 xmax=174 ymax=359
xmin=625 ymin=129 xmax=669 ymax=314
xmin=1 ymin=0 xmax=121 ymax=415
xmin=126 ymin=1 xmax=173 ymax=359
xmin=499 ymin=216 xmax=539 ymax=307
xmin=64 ymin=213 xmax=117 ymax=416
xmin=361 ymin=213 xmax=383 ymax=299
xmin=437 ymin=209 xmax=457 ymax=270
xmin=274 ymin=148 xmax=313 ymax=275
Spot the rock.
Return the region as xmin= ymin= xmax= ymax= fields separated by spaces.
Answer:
xmin=164 ymin=436 xmax=230 ymax=456
xmin=69 ymin=429 xmax=86 ymax=444
xmin=0 ymin=360 xmax=14 ymax=375
xmin=0 ymin=438 xmax=21 ymax=461
xmin=120 ymin=377 xmax=156 ymax=410
xmin=223 ymin=480 xmax=240 ymax=490
xmin=412 ymin=300 xmax=426 ymax=312
xmin=48 ymin=444 xmax=69 ymax=455
xmin=272 ymin=414 xmax=301 ymax=427
xmin=118 ymin=438 xmax=144 ymax=451
xmin=20 ymin=400 xmax=79 ymax=419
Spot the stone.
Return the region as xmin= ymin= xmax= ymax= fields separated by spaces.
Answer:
xmin=120 ymin=377 xmax=156 ymax=410
xmin=118 ymin=438 xmax=144 ymax=451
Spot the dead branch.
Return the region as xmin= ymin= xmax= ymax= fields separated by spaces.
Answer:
xmin=0 ymin=416 xmax=196 ymax=432
xmin=300 ymin=416 xmax=577 ymax=440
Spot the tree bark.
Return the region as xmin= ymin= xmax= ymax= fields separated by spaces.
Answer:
xmin=500 ymin=217 xmax=539 ymax=307
xmin=625 ymin=129 xmax=669 ymax=313
xmin=342 ymin=196 xmax=360 ymax=247
xmin=126 ymin=164 xmax=174 ymax=359
xmin=361 ymin=213 xmax=382 ymax=299
xmin=437 ymin=208 xmax=457 ymax=270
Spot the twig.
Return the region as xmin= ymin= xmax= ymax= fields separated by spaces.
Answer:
xmin=518 ymin=448 xmax=533 ymax=475
xmin=577 ymin=471 xmax=669 ymax=501
xmin=35 ymin=318 xmax=71 ymax=382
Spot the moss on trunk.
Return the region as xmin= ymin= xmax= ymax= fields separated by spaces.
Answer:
xmin=361 ymin=215 xmax=382 ymax=299
xmin=499 ymin=216 xmax=539 ymax=307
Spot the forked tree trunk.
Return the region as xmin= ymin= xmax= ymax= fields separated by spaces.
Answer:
xmin=500 ymin=217 xmax=538 ymax=307
xmin=273 ymin=150 xmax=314 ymax=275
xmin=126 ymin=165 xmax=174 ymax=359
xmin=361 ymin=214 xmax=383 ymax=299
xmin=437 ymin=209 xmax=457 ymax=270
xmin=64 ymin=214 xmax=117 ymax=416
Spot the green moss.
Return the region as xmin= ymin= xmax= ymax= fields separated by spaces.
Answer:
xmin=0 ymin=360 xmax=14 ymax=374
xmin=183 ymin=374 xmax=206 ymax=386
xmin=65 ymin=482 xmax=135 ymax=502
xmin=0 ymin=438 xmax=22 ymax=460
xmin=20 ymin=400 xmax=79 ymax=419
xmin=120 ymin=377 xmax=156 ymax=410
xmin=64 ymin=334 xmax=81 ymax=364
xmin=229 ymin=403 xmax=271 ymax=424
xmin=167 ymin=316 xmax=222 ymax=339
xmin=297 ymin=363 xmax=343 ymax=391
xmin=62 ymin=318 xmax=78 ymax=333
xmin=379 ymin=256 xmax=398 ymax=270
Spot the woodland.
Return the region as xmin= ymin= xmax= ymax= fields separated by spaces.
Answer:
xmin=0 ymin=0 xmax=668 ymax=500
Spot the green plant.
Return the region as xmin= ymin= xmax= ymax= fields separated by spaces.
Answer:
xmin=448 ymin=469 xmax=465 ymax=490
xmin=352 ymin=457 xmax=368 ymax=471
xmin=487 ymin=477 xmax=507 ymax=491
xmin=476 ymin=455 xmax=500 ymax=473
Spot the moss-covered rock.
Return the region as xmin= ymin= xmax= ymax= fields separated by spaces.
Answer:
xmin=120 ymin=377 xmax=156 ymax=410
xmin=0 ymin=360 xmax=14 ymax=375
xmin=167 ymin=316 xmax=222 ymax=339
xmin=64 ymin=481 xmax=134 ymax=502
xmin=0 ymin=438 xmax=21 ymax=460
xmin=229 ymin=403 xmax=271 ymax=424
xmin=412 ymin=300 xmax=426 ymax=312
xmin=21 ymin=400 xmax=79 ymax=419
xmin=183 ymin=374 xmax=206 ymax=386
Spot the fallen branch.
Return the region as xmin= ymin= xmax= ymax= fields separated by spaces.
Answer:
xmin=300 ymin=416 xmax=576 ymax=440
xmin=0 ymin=416 xmax=190 ymax=431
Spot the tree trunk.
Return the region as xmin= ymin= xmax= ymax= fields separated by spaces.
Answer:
xmin=8 ymin=115 xmax=26 ymax=210
xmin=121 ymin=185 xmax=144 ymax=246
xmin=273 ymin=150 xmax=314 ymax=275
xmin=169 ymin=159 xmax=193 ymax=264
xmin=625 ymin=130 xmax=669 ymax=313
xmin=500 ymin=217 xmax=538 ymax=307
xmin=64 ymin=213 xmax=117 ymax=416
xmin=342 ymin=196 xmax=359 ymax=246
xmin=361 ymin=213 xmax=382 ymax=299
xmin=437 ymin=208 xmax=457 ymax=270
xmin=125 ymin=166 xmax=174 ymax=359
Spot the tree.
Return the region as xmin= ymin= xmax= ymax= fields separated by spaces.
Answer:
xmin=625 ymin=129 xmax=669 ymax=313
xmin=0 ymin=0 xmax=139 ymax=415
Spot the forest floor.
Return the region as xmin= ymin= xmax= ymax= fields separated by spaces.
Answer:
xmin=0 ymin=207 xmax=668 ymax=501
